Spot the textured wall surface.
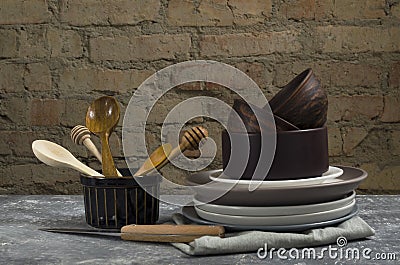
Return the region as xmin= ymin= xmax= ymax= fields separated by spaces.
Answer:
xmin=0 ymin=0 xmax=399 ymax=194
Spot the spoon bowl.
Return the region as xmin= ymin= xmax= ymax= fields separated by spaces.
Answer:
xmin=86 ymin=96 xmax=120 ymax=177
xmin=32 ymin=140 xmax=103 ymax=177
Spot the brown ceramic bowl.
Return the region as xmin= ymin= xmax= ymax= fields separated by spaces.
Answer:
xmin=268 ymin=68 xmax=328 ymax=129
xmin=222 ymin=127 xmax=329 ymax=180
xmin=186 ymin=166 xmax=367 ymax=206
xmin=227 ymin=99 xmax=299 ymax=133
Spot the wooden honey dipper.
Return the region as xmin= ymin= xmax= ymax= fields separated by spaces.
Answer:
xmin=168 ymin=126 xmax=209 ymax=161
xmin=71 ymin=125 xmax=122 ymax=177
xmin=134 ymin=126 xmax=208 ymax=176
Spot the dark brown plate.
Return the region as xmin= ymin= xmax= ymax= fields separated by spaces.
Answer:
xmin=185 ymin=166 xmax=367 ymax=206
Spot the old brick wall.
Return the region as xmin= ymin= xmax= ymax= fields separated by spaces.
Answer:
xmin=0 ymin=0 xmax=399 ymax=194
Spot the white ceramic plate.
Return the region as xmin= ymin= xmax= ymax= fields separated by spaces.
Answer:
xmin=194 ymin=200 xmax=355 ymax=226
xmin=209 ymin=166 xmax=343 ymax=187
xmin=193 ymin=191 xmax=355 ymax=216
xmin=182 ymin=206 xmax=359 ymax=232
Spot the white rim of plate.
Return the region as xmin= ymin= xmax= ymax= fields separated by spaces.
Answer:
xmin=193 ymin=191 xmax=356 ymax=216
xmin=209 ymin=166 xmax=344 ymax=187
xmin=194 ymin=200 xmax=355 ymax=226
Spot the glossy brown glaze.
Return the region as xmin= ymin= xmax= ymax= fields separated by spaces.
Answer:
xmin=222 ymin=127 xmax=329 ymax=180
xmin=268 ymin=68 xmax=328 ymax=129
xmin=228 ymin=99 xmax=299 ymax=133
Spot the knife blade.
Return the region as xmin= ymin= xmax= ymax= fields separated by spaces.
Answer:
xmin=40 ymin=224 xmax=225 ymax=243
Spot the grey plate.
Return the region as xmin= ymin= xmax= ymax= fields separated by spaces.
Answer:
xmin=186 ymin=166 xmax=367 ymax=206
xmin=182 ymin=205 xmax=359 ymax=232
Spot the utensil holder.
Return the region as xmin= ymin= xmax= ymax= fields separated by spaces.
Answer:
xmin=80 ymin=168 xmax=161 ymax=229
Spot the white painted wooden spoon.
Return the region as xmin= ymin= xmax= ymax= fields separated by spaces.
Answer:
xmin=32 ymin=140 xmax=103 ymax=177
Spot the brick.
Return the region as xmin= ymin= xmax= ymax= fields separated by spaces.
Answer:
xmin=60 ymin=0 xmax=160 ymax=26
xmin=199 ymin=31 xmax=301 ymax=57
xmin=176 ymin=82 xmax=203 ymax=91
xmin=393 ymin=3 xmax=400 ymax=18
xmin=9 ymin=164 xmax=80 ymax=187
xmin=1 ymin=98 xmax=29 ymax=125
xmin=280 ymin=0 xmax=316 ymax=20
xmin=19 ymin=28 xmax=83 ymax=58
xmin=374 ymin=166 xmax=400 ymax=191
xmin=60 ymin=99 xmax=90 ymax=127
xmin=0 ymin=132 xmax=12 ymax=155
xmin=0 ymin=0 xmax=50 ymax=25
xmin=229 ymin=0 xmax=272 ymax=25
xmin=317 ymin=26 xmax=400 ymax=53
xmin=389 ymin=61 xmax=400 ymax=88
xmin=24 ymin=63 xmax=52 ymax=91
xmin=381 ymin=94 xmax=400 ymax=122
xmin=167 ymin=0 xmax=233 ymax=26
xmin=0 ymin=131 xmax=40 ymax=157
xmin=335 ymin=0 xmax=385 ymax=20
xmin=0 ymin=167 xmax=13 ymax=186
xmin=0 ymin=64 xmax=25 ymax=93
xmin=327 ymin=126 xmax=342 ymax=156
xmin=328 ymin=95 xmax=383 ymax=122
xmin=109 ymin=133 xmax=123 ymax=158
xmin=0 ymin=30 xmax=18 ymax=57
xmin=342 ymin=127 xmax=368 ymax=155
xmin=30 ymin=99 xmax=62 ymax=126
xmin=315 ymin=0 xmax=334 ymax=19
xmin=59 ymin=67 xmax=153 ymax=94
xmin=234 ymin=62 xmax=270 ymax=88
xmin=274 ymin=61 xmax=381 ymax=88
xmin=47 ymin=28 xmax=83 ymax=58
xmin=90 ymin=34 xmax=191 ymax=61
xmin=325 ymin=63 xmax=381 ymax=88
xmin=203 ymin=82 xmax=228 ymax=92
xmin=19 ymin=28 xmax=48 ymax=58
xmin=389 ymin=131 xmax=400 ymax=156
xmin=315 ymin=0 xmax=386 ymax=20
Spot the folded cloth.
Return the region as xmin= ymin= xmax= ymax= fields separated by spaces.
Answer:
xmin=170 ymin=213 xmax=375 ymax=256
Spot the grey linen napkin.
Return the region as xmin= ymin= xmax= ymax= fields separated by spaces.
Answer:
xmin=170 ymin=213 xmax=375 ymax=256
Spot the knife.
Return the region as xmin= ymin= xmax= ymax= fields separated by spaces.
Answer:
xmin=40 ymin=224 xmax=225 ymax=243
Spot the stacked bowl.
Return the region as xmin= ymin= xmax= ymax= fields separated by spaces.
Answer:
xmin=183 ymin=69 xmax=368 ymax=232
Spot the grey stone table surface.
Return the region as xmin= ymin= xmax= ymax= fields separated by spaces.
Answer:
xmin=0 ymin=195 xmax=399 ymax=265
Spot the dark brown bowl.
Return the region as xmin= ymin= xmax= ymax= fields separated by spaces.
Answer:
xmin=228 ymin=99 xmax=299 ymax=133
xmin=268 ymin=68 xmax=328 ymax=129
xmin=80 ymin=168 xmax=161 ymax=229
xmin=186 ymin=166 xmax=367 ymax=206
xmin=222 ymin=127 xmax=329 ymax=180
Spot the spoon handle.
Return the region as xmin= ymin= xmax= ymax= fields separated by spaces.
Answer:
xmin=82 ymin=138 xmax=123 ymax=177
xmin=100 ymin=133 xmax=118 ymax=177
xmin=70 ymin=160 xmax=104 ymax=177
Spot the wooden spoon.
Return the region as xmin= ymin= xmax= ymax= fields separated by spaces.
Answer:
xmin=86 ymin=96 xmax=120 ymax=177
xmin=71 ymin=125 xmax=123 ymax=177
xmin=32 ymin=140 xmax=103 ymax=177
xmin=133 ymin=144 xmax=172 ymax=176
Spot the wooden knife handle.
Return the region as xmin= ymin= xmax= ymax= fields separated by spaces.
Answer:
xmin=120 ymin=224 xmax=225 ymax=243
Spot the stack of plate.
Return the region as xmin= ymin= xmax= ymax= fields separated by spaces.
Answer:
xmin=183 ymin=166 xmax=367 ymax=232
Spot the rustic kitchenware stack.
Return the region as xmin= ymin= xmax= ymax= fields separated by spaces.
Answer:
xmin=184 ymin=69 xmax=368 ymax=232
